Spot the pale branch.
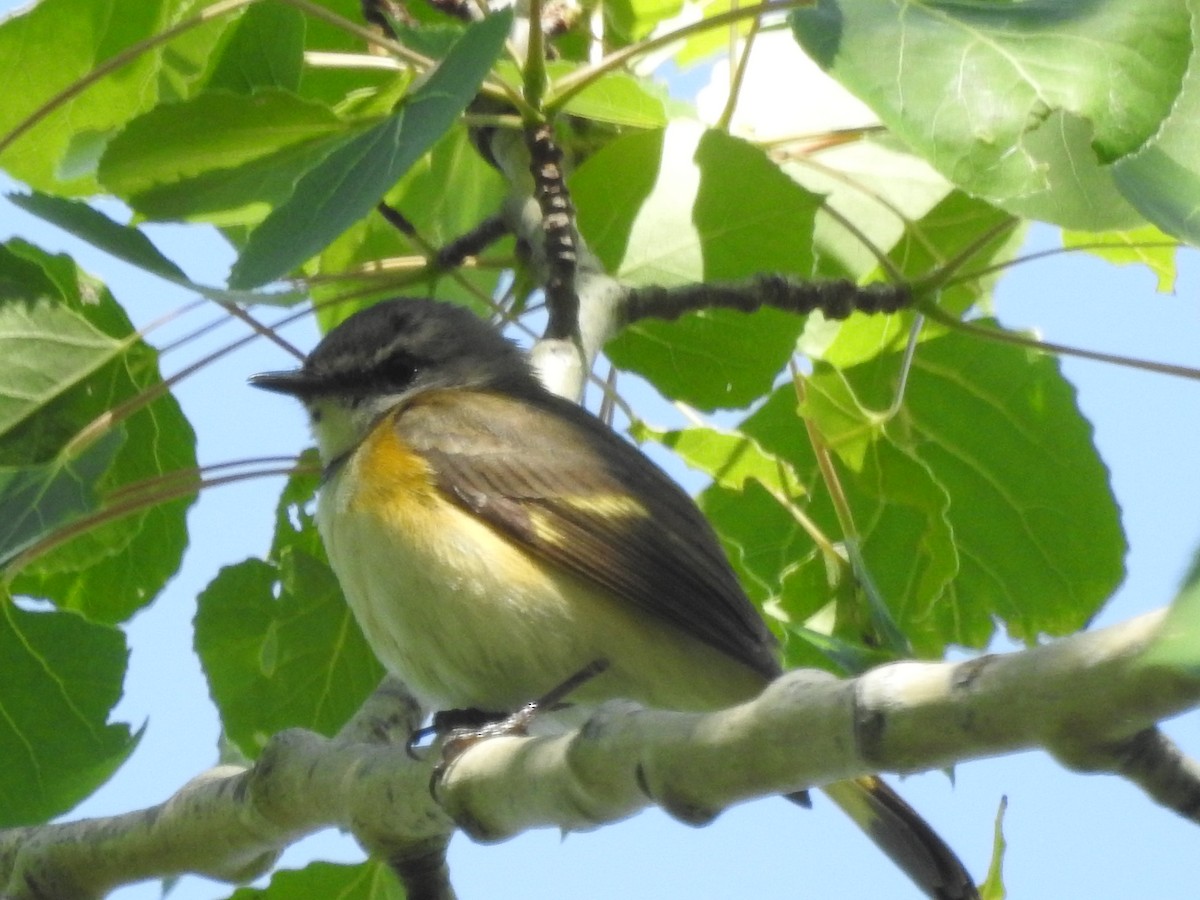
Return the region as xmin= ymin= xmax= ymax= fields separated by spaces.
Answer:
xmin=434 ymin=610 xmax=1200 ymax=839
xmin=5 ymin=610 xmax=1196 ymax=898
xmin=0 ymin=679 xmax=446 ymax=900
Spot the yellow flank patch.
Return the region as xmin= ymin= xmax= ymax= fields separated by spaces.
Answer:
xmin=349 ymin=413 xmax=439 ymax=509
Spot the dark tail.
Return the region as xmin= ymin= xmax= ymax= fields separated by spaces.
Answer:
xmin=816 ymin=776 xmax=979 ymax=900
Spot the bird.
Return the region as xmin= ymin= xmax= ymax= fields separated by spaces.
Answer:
xmin=250 ymin=296 xmax=978 ymax=899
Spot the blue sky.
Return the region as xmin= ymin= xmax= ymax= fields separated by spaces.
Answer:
xmin=3 ymin=1 xmax=1200 ymax=897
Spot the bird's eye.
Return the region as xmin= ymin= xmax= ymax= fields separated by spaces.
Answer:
xmin=381 ymin=354 xmax=417 ymax=388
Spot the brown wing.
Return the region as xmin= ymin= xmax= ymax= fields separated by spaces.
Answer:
xmin=393 ymin=387 xmax=780 ymax=681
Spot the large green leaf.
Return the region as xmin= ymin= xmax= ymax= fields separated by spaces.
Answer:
xmin=558 ymin=70 xmax=668 ymax=128
xmin=1 ymin=241 xmax=197 ymax=624
xmin=228 ymin=9 xmax=513 ymax=289
xmin=228 ymin=860 xmax=404 ymax=900
xmin=195 ymin=460 xmax=384 ymax=757
xmin=97 ymin=89 xmax=346 ymax=198
xmin=832 ymin=323 xmax=1125 ymax=644
xmin=712 ymin=320 xmax=1124 ymax=652
xmin=571 ymin=123 xmax=823 ymax=409
xmin=791 ymin=0 xmax=1189 ymax=231
xmin=783 ymin=137 xmax=956 ymax=280
xmin=0 ymin=599 xmax=137 ymax=827
xmin=0 ymin=0 xmax=178 ymax=194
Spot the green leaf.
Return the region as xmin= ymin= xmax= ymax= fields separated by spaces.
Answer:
xmin=559 ymin=70 xmax=667 ymax=128
xmin=978 ymin=796 xmax=1010 ymax=900
xmin=228 ymin=860 xmax=404 ymax=900
xmin=1141 ymin=547 xmax=1200 ymax=673
xmin=98 ymin=89 xmax=346 ymax=198
xmin=1061 ymin=225 xmax=1180 ymax=293
xmin=572 ymin=124 xmax=823 ymax=409
xmin=784 ymin=137 xmax=955 ymax=280
xmin=611 ymin=306 xmax=808 ymax=411
xmin=700 ymin=479 xmax=822 ymax=617
xmin=836 ymin=322 xmax=1126 ymax=645
xmin=534 ymin=63 xmax=667 ymax=127
xmin=0 ymin=599 xmax=137 ymax=827
xmin=1111 ymin=0 xmax=1200 ymax=243
xmin=205 ymin=2 xmax=306 ymax=95
xmin=0 ymin=257 xmax=129 ymax=437
xmin=631 ymin=421 xmax=805 ymax=500
xmin=1 ymin=241 xmax=198 ymax=624
xmin=153 ymin=0 xmax=234 ymax=104
xmin=736 ymin=383 xmax=957 ymax=654
xmin=7 ymin=192 xmax=189 ymax=283
xmin=604 ymin=0 xmax=684 ymax=42
xmin=228 ymin=9 xmax=514 ymax=289
xmin=791 ymin=0 xmax=1188 ymax=231
xmin=195 ymin=460 xmax=384 ymax=756
xmin=126 ymin=130 xmax=357 ymax=227
xmin=0 ymin=429 xmax=125 ymax=571
xmin=280 ymin=0 xmax=399 ymax=110
xmin=0 ymin=0 xmax=174 ymax=194
xmin=801 ymin=370 xmax=958 ymax=647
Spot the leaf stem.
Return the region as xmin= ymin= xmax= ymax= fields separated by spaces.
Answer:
xmin=716 ymin=4 xmax=763 ymax=132
xmin=790 ymin=361 xmax=912 ymax=656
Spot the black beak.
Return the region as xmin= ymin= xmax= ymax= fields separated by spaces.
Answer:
xmin=248 ymin=370 xmax=316 ymax=397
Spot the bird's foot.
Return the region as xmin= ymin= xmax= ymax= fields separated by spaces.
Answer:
xmin=421 ymin=659 xmax=610 ymax=766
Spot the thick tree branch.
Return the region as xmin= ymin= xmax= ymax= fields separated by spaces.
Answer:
xmin=435 ymin=610 xmax=1200 ymax=838
xmin=4 ymin=610 xmax=1198 ymax=898
xmin=0 ymin=679 xmax=439 ymax=900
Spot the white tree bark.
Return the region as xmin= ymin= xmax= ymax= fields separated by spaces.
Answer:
xmin=4 ymin=608 xmax=1197 ymax=899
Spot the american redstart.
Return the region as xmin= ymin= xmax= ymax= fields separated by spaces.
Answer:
xmin=251 ymin=297 xmax=977 ymax=899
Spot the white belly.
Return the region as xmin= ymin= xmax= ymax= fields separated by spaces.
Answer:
xmin=317 ymin=449 xmax=765 ymax=714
